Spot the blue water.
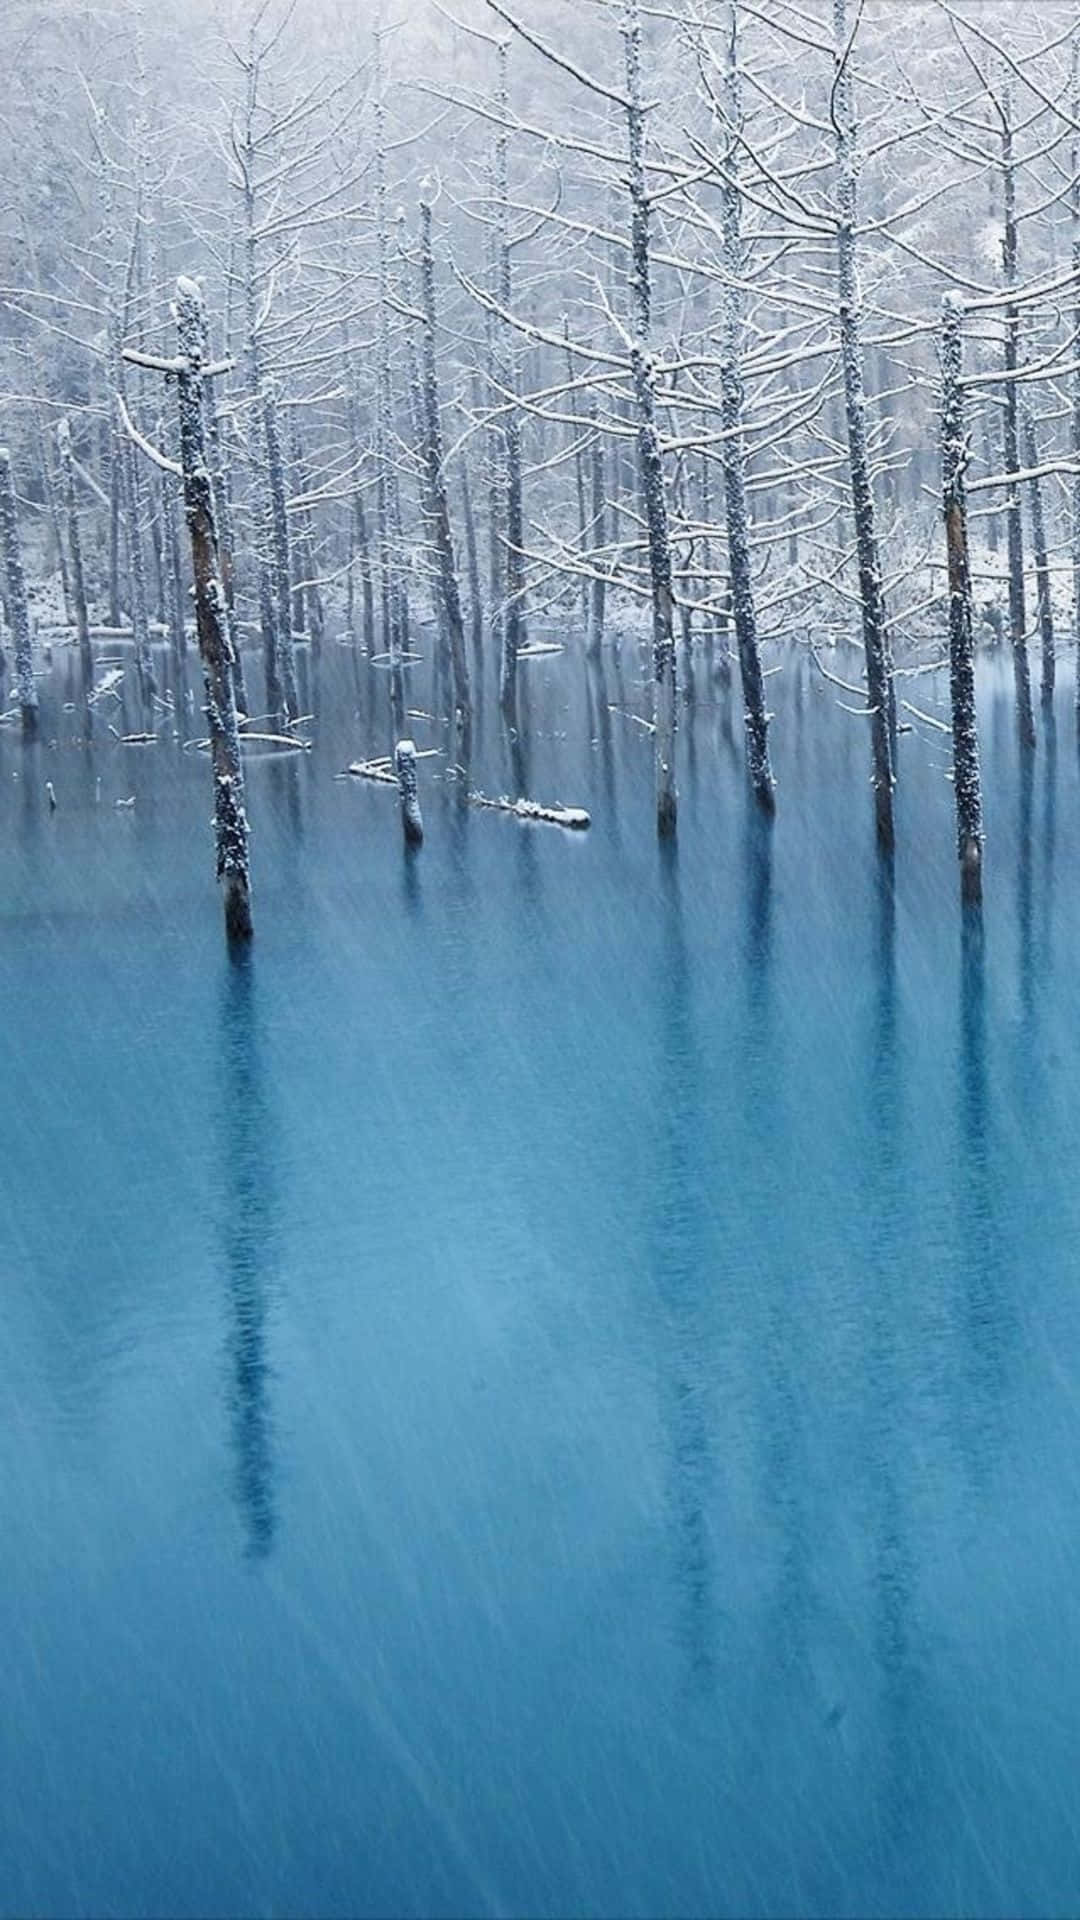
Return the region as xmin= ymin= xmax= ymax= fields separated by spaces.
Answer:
xmin=3 ymin=634 xmax=1080 ymax=1917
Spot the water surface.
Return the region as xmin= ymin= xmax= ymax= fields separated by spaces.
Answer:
xmin=2 ymin=633 xmax=1079 ymax=1917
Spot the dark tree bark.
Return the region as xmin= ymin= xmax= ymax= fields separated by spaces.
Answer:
xmin=941 ymin=295 xmax=984 ymax=904
xmin=56 ymin=417 xmax=92 ymax=684
xmin=1021 ymin=405 xmax=1054 ymax=708
xmin=461 ymin=463 xmax=483 ymax=658
xmin=587 ymin=401 xmax=606 ymax=659
xmin=1000 ymin=77 xmax=1036 ymax=750
xmin=624 ymin=0 xmax=677 ymax=835
xmin=720 ymin=12 xmax=774 ymax=811
xmin=174 ymin=277 xmax=252 ymax=942
xmin=834 ymin=0 xmax=894 ymax=847
xmin=0 ymin=446 xmax=39 ymax=736
xmin=395 ymin=738 xmax=424 ymax=846
xmin=419 ymin=196 xmax=472 ymax=726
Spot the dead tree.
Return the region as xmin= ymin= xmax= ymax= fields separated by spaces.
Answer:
xmin=419 ymin=195 xmax=472 ymax=726
xmin=1021 ymin=405 xmax=1053 ymax=708
xmin=56 ymin=418 xmax=92 ymax=683
xmin=720 ymin=9 xmax=774 ymax=811
xmin=834 ymin=0 xmax=894 ymax=848
xmin=0 ymin=447 xmax=39 ymax=736
xmin=159 ymin=415 xmax=187 ymax=662
xmin=290 ymin=424 xmax=325 ymax=655
xmin=395 ymin=738 xmax=424 ymax=845
xmin=587 ymin=401 xmax=606 ymax=659
xmin=233 ymin=36 xmax=299 ymax=724
xmin=564 ymin=315 xmax=590 ymax=629
xmin=342 ymin=326 xmax=376 ymax=654
xmin=461 ymin=462 xmax=483 ymax=657
xmin=625 ymin=0 xmax=678 ymax=834
xmin=941 ymin=296 xmax=983 ymax=904
xmin=494 ymin=40 xmax=528 ymax=710
xmin=999 ymin=75 xmax=1036 ymax=749
xmin=174 ymin=278 xmax=252 ymax=941
xmin=1073 ymin=32 xmax=1080 ymax=728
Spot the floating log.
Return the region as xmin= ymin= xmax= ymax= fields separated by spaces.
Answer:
xmin=347 ymin=756 xmax=396 ymax=785
xmin=187 ymin=731 xmax=311 ymax=755
xmin=466 ymin=789 xmax=590 ymax=830
xmin=346 ymin=749 xmax=440 ymax=786
xmin=89 ymin=667 xmax=125 ymax=706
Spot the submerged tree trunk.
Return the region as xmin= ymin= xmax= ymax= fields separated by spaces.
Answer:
xmin=625 ymin=0 xmax=677 ymax=835
xmin=174 ymin=277 xmax=252 ymax=942
xmin=34 ymin=397 xmax=71 ymax=624
xmin=290 ymin=424 xmax=325 ymax=656
xmin=240 ymin=90 xmax=296 ymax=725
xmin=122 ymin=432 xmax=155 ymax=700
xmin=1021 ymin=405 xmax=1054 ymax=707
xmin=0 ymin=446 xmax=39 ymax=736
xmin=419 ymin=196 xmax=471 ymax=726
xmin=205 ymin=362 xmax=246 ymax=712
xmin=495 ymin=41 xmax=527 ymax=710
xmin=342 ymin=327 xmax=376 ymax=655
xmin=56 ymin=417 xmax=92 ymax=684
xmin=834 ymin=0 xmax=894 ymax=848
xmin=160 ymin=416 xmax=187 ymax=663
xmin=263 ymin=387 xmax=297 ymax=709
xmin=395 ymin=738 xmax=424 ymax=846
xmin=587 ymin=401 xmax=606 ymax=658
xmin=720 ymin=11 xmax=774 ymax=811
xmin=941 ymin=296 xmax=984 ymax=904
xmin=564 ymin=315 xmax=589 ymax=629
xmin=461 ymin=463 xmax=483 ymax=658
xmin=1072 ymin=34 xmax=1080 ymax=728
xmin=1001 ymin=77 xmax=1036 ymax=750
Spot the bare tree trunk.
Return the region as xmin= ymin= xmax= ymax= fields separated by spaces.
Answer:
xmin=1021 ymin=404 xmax=1054 ymax=708
xmin=262 ymin=386 xmax=297 ymax=709
xmin=1001 ymin=77 xmax=1036 ymax=750
xmin=1072 ymin=35 xmax=1080 ymax=730
xmin=587 ymin=401 xmax=606 ymax=659
xmin=57 ymin=417 xmax=92 ymax=683
xmin=174 ymin=277 xmax=252 ymax=942
xmin=721 ymin=10 xmax=774 ymax=811
xmin=419 ymin=197 xmax=472 ymax=725
xmin=205 ymin=363 xmax=246 ymax=712
xmin=494 ymin=42 xmax=527 ymax=711
xmin=109 ymin=414 xmax=123 ymax=628
xmin=564 ymin=315 xmax=589 ymax=629
xmin=158 ymin=414 xmax=187 ymax=663
xmin=122 ymin=432 xmax=155 ymax=699
xmin=374 ymin=16 xmax=402 ymax=678
xmin=625 ymin=0 xmax=677 ymax=836
xmin=240 ymin=82 xmax=296 ymax=725
xmin=290 ymin=423 xmax=324 ymax=656
xmin=404 ymin=317 xmax=450 ymax=667
xmin=342 ymin=327 xmax=376 ymax=654
xmin=461 ymin=462 xmax=483 ymax=657
xmin=0 ymin=446 xmax=39 ymax=737
xmin=395 ymin=738 xmax=424 ymax=846
xmin=941 ymin=295 xmax=983 ymax=904
xmin=834 ymin=0 xmax=894 ymax=847
xmin=33 ymin=398 xmax=71 ymax=623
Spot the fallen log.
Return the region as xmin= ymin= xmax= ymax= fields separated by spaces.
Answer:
xmin=466 ymin=789 xmax=590 ymax=830
xmin=346 ymin=750 xmax=440 ymax=785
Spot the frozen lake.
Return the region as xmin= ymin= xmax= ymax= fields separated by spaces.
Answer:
xmin=2 ymin=630 xmax=1079 ymax=1916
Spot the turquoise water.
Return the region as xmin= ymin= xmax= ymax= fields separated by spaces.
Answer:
xmin=2 ymin=636 xmax=1080 ymax=1916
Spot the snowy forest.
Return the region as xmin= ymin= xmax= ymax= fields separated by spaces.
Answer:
xmin=8 ymin=6 xmax=1080 ymax=1918
xmin=0 ymin=0 xmax=1077 ymax=921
